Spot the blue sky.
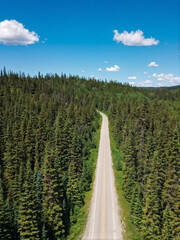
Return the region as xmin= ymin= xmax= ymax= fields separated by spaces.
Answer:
xmin=0 ymin=0 xmax=179 ymax=86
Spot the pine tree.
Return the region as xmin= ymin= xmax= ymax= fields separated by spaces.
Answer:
xmin=34 ymin=110 xmax=47 ymax=169
xmin=71 ymin=126 xmax=84 ymax=176
xmin=123 ymin=131 xmax=137 ymax=201
xmin=135 ymin=100 xmax=149 ymax=184
xmin=42 ymin=144 xmax=64 ymax=239
xmin=0 ymin=109 xmax=4 ymax=174
xmin=67 ymin=161 xmax=82 ymax=224
xmin=0 ymin=179 xmax=11 ymax=240
xmin=172 ymin=186 xmax=180 ymax=240
xmin=130 ymin=185 xmax=143 ymax=229
xmin=162 ymin=129 xmax=180 ymax=239
xmin=142 ymin=164 xmax=162 ymax=240
xmin=66 ymin=125 xmax=84 ymax=217
xmin=162 ymin=205 xmax=174 ymax=240
xmin=18 ymin=159 xmax=40 ymax=240
xmin=25 ymin=118 xmax=36 ymax=168
xmin=54 ymin=112 xmax=67 ymax=171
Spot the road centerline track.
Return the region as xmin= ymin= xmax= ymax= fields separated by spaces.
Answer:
xmin=83 ymin=111 xmax=123 ymax=240
xmin=101 ymin=143 xmax=106 ymax=239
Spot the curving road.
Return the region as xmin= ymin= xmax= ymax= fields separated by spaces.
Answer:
xmin=83 ymin=112 xmax=123 ymax=240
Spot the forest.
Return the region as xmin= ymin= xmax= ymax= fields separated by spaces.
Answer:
xmin=0 ymin=68 xmax=180 ymax=240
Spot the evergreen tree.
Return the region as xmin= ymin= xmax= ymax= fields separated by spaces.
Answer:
xmin=42 ymin=144 xmax=64 ymax=239
xmin=0 ymin=179 xmax=11 ymax=240
xmin=162 ymin=205 xmax=174 ymax=240
xmin=130 ymin=185 xmax=143 ymax=229
xmin=142 ymin=162 xmax=162 ymax=240
xmin=123 ymin=131 xmax=137 ymax=201
xmin=162 ymin=129 xmax=180 ymax=239
xmin=18 ymin=160 xmax=40 ymax=240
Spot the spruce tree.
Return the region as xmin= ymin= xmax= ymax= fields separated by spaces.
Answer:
xmin=130 ymin=185 xmax=143 ymax=229
xmin=162 ymin=205 xmax=174 ymax=240
xmin=123 ymin=132 xmax=137 ymax=201
xmin=18 ymin=159 xmax=40 ymax=240
xmin=42 ymin=144 xmax=64 ymax=239
xmin=142 ymin=164 xmax=162 ymax=240
xmin=0 ymin=179 xmax=11 ymax=240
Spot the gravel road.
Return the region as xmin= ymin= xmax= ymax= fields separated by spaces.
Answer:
xmin=83 ymin=112 xmax=123 ymax=240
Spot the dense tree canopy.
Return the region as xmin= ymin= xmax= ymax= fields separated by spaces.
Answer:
xmin=0 ymin=69 xmax=179 ymax=239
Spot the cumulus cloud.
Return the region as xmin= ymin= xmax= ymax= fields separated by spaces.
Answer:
xmin=128 ymin=76 xmax=137 ymax=80
xmin=98 ymin=68 xmax=103 ymax=72
xmin=106 ymin=65 xmax=120 ymax=72
xmin=145 ymin=80 xmax=153 ymax=84
xmin=104 ymin=61 xmax=108 ymax=64
xmin=153 ymin=73 xmax=180 ymax=83
xmin=113 ymin=29 xmax=159 ymax=46
xmin=0 ymin=20 xmax=39 ymax=45
xmin=82 ymin=70 xmax=85 ymax=73
xmin=148 ymin=61 xmax=159 ymax=67
xmin=158 ymin=83 xmax=164 ymax=87
xmin=144 ymin=72 xmax=147 ymax=74
xmin=129 ymin=81 xmax=135 ymax=85
xmin=89 ymin=75 xmax=94 ymax=79
xmin=140 ymin=79 xmax=153 ymax=87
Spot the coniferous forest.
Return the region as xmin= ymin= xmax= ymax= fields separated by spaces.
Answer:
xmin=0 ymin=68 xmax=180 ymax=240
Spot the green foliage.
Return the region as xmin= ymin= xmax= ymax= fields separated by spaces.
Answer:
xmin=0 ymin=68 xmax=179 ymax=240
xmin=130 ymin=186 xmax=143 ymax=228
xmin=141 ymin=170 xmax=162 ymax=239
xmin=107 ymin=82 xmax=179 ymax=239
xmin=162 ymin=205 xmax=175 ymax=240
xmin=18 ymin=160 xmax=40 ymax=240
xmin=0 ymin=180 xmax=11 ymax=240
xmin=0 ymin=70 xmax=100 ymax=239
xmin=42 ymin=144 xmax=64 ymax=238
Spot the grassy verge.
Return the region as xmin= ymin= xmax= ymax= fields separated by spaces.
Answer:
xmin=67 ymin=115 xmax=102 ymax=240
xmin=109 ymin=127 xmax=141 ymax=240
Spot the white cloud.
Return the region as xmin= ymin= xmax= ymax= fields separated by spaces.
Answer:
xmin=148 ymin=61 xmax=159 ymax=67
xmin=140 ymin=79 xmax=153 ymax=87
xmin=106 ymin=65 xmax=120 ymax=72
xmin=104 ymin=61 xmax=108 ymax=64
xmin=82 ymin=70 xmax=85 ymax=73
xmin=148 ymin=76 xmax=151 ymax=78
xmin=113 ymin=29 xmax=159 ymax=46
xmin=144 ymin=72 xmax=147 ymax=74
xmin=129 ymin=81 xmax=135 ymax=85
xmin=128 ymin=76 xmax=137 ymax=80
xmin=158 ymin=83 xmax=164 ymax=87
xmin=145 ymin=80 xmax=153 ymax=84
xmin=153 ymin=73 xmax=180 ymax=83
xmin=89 ymin=76 xmax=99 ymax=80
xmin=98 ymin=68 xmax=103 ymax=72
xmin=0 ymin=20 xmax=39 ymax=45
xmin=89 ymin=75 xmax=94 ymax=79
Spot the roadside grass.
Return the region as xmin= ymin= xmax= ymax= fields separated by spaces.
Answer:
xmin=67 ymin=115 xmax=102 ymax=240
xmin=109 ymin=127 xmax=141 ymax=240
